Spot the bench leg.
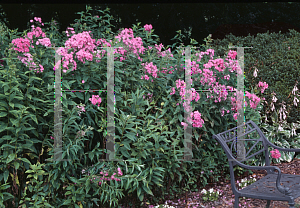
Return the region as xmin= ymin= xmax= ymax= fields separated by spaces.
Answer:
xmin=288 ymin=201 xmax=295 ymax=208
xmin=266 ymin=200 xmax=270 ymax=208
xmin=234 ymin=195 xmax=239 ymax=208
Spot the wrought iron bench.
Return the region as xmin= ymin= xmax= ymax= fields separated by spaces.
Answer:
xmin=213 ymin=120 xmax=300 ymax=208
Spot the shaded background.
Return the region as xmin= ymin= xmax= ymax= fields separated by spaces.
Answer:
xmin=1 ymin=3 xmax=300 ymax=48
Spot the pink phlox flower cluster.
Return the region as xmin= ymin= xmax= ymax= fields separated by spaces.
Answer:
xmin=257 ymin=81 xmax=268 ymax=93
xmin=181 ymin=110 xmax=204 ymax=129
xmin=36 ymin=38 xmax=51 ymax=47
xmin=224 ymin=50 xmax=243 ymax=74
xmin=220 ymin=107 xmax=231 ymax=117
xmin=210 ymin=84 xmax=229 ymax=103
xmin=270 ymin=149 xmax=281 ymax=159
xmin=170 ymin=48 xmax=267 ymax=127
xmin=230 ymin=91 xmax=245 ymax=112
xmin=223 ymin=58 xmax=242 ymax=75
xmin=11 ymin=17 xmax=49 ymax=74
xmin=154 ymin=43 xmax=169 ymax=59
xmin=65 ymin=31 xmax=95 ymax=51
xmin=64 ymin=31 xmax=96 ymax=64
xmin=199 ymin=68 xmax=217 ymax=87
xmin=160 ymin=67 xmax=170 ymax=75
xmin=181 ymin=87 xmax=200 ymax=116
xmin=170 ymin=87 xmax=176 ymax=95
xmin=98 ymin=167 xmax=123 ymax=185
xmin=144 ymin=24 xmax=152 ymax=32
xmin=245 ymin=91 xmax=261 ymax=109
xmin=143 ymin=93 xmax=153 ymax=102
xmin=65 ymin=27 xmax=76 ymax=37
xmin=77 ymin=105 xmax=86 ymax=116
xmin=141 ymin=62 xmax=158 ymax=81
xmin=59 ymin=30 xmax=99 ymax=71
xmin=27 ymin=27 xmax=46 ymax=40
xmin=161 ymin=48 xmax=173 ymax=59
xmin=182 ymin=87 xmax=200 ymax=104
xmin=89 ymin=95 xmax=102 ymax=107
xmin=194 ymin=49 xmax=214 ymax=62
xmin=59 ymin=26 xmax=152 ymax=72
xmin=153 ymin=43 xmax=174 ymax=59
xmin=227 ymin=50 xmax=237 ymax=60
xmin=30 ymin=17 xmax=44 ymax=26
xmin=191 ymin=111 xmax=205 ymax=128
xmin=11 ymin=38 xmax=31 ymax=53
xmin=224 ymin=74 xmax=230 ymax=80
xmin=226 ymin=88 xmax=262 ymax=120
xmin=175 ymin=79 xmax=190 ymax=99
xmin=95 ymin=39 xmax=114 ymax=62
xmin=190 ymin=61 xmax=201 ymax=75
xmin=76 ymin=49 xmax=94 ymax=63
xmin=17 ymin=53 xmax=44 ymax=73
xmin=115 ymin=28 xmax=145 ymax=61
xmin=174 ymin=78 xmax=202 ymax=129
xmin=211 ymin=58 xmax=227 ymax=73
xmin=55 ymin=47 xmax=77 ymax=73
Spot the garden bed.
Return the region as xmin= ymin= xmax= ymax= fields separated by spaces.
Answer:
xmin=118 ymin=158 xmax=300 ymax=208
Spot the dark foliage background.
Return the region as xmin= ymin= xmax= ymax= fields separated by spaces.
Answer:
xmin=1 ymin=3 xmax=300 ymax=47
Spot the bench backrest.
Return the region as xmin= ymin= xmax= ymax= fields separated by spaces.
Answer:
xmin=213 ymin=120 xmax=271 ymax=168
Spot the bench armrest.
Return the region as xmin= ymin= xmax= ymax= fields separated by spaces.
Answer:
xmin=233 ymin=159 xmax=292 ymax=196
xmin=264 ymin=137 xmax=300 ymax=152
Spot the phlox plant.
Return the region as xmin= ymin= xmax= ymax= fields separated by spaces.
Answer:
xmin=1 ymin=5 xmax=283 ymax=208
xmin=57 ymin=23 xmax=269 ymax=205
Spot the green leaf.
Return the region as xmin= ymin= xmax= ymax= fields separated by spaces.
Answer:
xmin=15 ymin=127 xmax=22 ymax=135
xmin=174 ymin=105 xmax=181 ymax=114
xmin=125 ymin=178 xmax=131 ymax=189
xmin=28 ymin=76 xmax=43 ymax=84
xmin=0 ymin=100 xmax=8 ymax=109
xmin=0 ymin=122 xmax=7 ymax=134
xmin=6 ymin=153 xmax=15 ymax=164
xmin=62 ymin=199 xmax=72 ymax=205
xmin=85 ymin=179 xmax=91 ymax=194
xmin=3 ymin=169 xmax=8 ymax=183
xmin=142 ymin=184 xmax=154 ymax=196
xmin=0 ymin=112 xmax=7 ymax=117
xmin=13 ymin=161 xmax=19 ymax=170
xmin=137 ymin=186 xmax=141 ymax=198
xmin=210 ymin=120 xmax=214 ymax=128
xmin=138 ymin=192 xmax=144 ymax=202
xmin=208 ymin=127 xmax=215 ymax=135
xmin=26 ymin=93 xmax=32 ymax=100
xmin=88 ymin=152 xmax=94 ymax=161
xmin=123 ymin=142 xmax=131 ymax=150
xmin=75 ymin=92 xmax=84 ymax=100
xmin=31 ymin=114 xmax=38 ymax=125
xmin=20 ymin=158 xmax=32 ymax=166
xmin=62 ymin=80 xmax=71 ymax=90
xmin=8 ymin=102 xmax=14 ymax=108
